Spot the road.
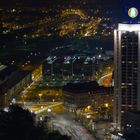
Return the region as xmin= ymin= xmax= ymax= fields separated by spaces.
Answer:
xmin=98 ymin=73 xmax=112 ymax=87
xmin=34 ymin=102 xmax=62 ymax=114
xmin=17 ymin=66 xmax=97 ymax=140
xmin=50 ymin=114 xmax=96 ymax=140
xmin=28 ymin=103 xmax=96 ymax=140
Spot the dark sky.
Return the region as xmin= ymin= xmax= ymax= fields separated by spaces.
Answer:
xmin=0 ymin=0 xmax=133 ymax=7
xmin=0 ymin=0 xmax=140 ymax=7
xmin=0 ymin=0 xmax=140 ymax=16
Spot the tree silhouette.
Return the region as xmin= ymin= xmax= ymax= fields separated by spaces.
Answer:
xmin=0 ymin=105 xmax=71 ymax=140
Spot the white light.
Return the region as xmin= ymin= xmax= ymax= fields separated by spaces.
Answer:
xmin=12 ymin=9 xmax=16 ymax=12
xmin=118 ymin=133 xmax=123 ymax=136
xmin=86 ymin=115 xmax=91 ymax=118
xmin=4 ymin=107 xmax=9 ymax=112
xmin=47 ymin=108 xmax=51 ymax=112
xmin=98 ymin=54 xmax=101 ymax=58
xmin=128 ymin=7 xmax=138 ymax=18
xmin=40 ymin=117 xmax=43 ymax=121
xmin=118 ymin=24 xmax=140 ymax=32
xmin=11 ymin=98 xmax=16 ymax=104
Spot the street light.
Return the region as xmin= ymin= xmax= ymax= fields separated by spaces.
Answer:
xmin=104 ymin=103 xmax=109 ymax=108
xmin=47 ymin=108 xmax=51 ymax=112
xmin=38 ymin=93 xmax=43 ymax=102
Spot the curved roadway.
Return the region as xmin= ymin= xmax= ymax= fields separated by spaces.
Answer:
xmin=98 ymin=73 xmax=112 ymax=87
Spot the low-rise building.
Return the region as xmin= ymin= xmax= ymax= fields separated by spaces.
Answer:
xmin=0 ymin=65 xmax=32 ymax=107
xmin=63 ymin=81 xmax=113 ymax=110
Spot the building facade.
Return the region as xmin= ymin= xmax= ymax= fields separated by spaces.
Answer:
xmin=122 ymin=110 xmax=140 ymax=139
xmin=114 ymin=24 xmax=140 ymax=127
xmin=63 ymin=81 xmax=113 ymax=110
xmin=0 ymin=65 xmax=32 ymax=107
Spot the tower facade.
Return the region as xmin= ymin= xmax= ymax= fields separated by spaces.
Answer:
xmin=113 ymin=24 xmax=140 ymax=126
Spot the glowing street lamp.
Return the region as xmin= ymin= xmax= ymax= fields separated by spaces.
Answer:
xmin=38 ymin=93 xmax=43 ymax=102
xmin=47 ymin=108 xmax=51 ymax=112
xmin=104 ymin=103 xmax=109 ymax=108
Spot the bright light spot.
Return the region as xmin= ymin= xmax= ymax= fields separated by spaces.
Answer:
xmin=98 ymin=54 xmax=101 ymax=58
xmin=11 ymin=98 xmax=16 ymax=104
xmin=86 ymin=115 xmax=91 ymax=119
xmin=128 ymin=7 xmax=138 ymax=18
xmin=105 ymin=103 xmax=109 ymax=108
xmin=47 ymin=108 xmax=51 ymax=112
xmin=12 ymin=9 xmax=16 ymax=12
xmin=40 ymin=117 xmax=43 ymax=121
xmin=118 ymin=133 xmax=123 ymax=136
xmin=38 ymin=93 xmax=42 ymax=97
xmin=4 ymin=107 xmax=9 ymax=112
xmin=87 ymin=106 xmax=91 ymax=110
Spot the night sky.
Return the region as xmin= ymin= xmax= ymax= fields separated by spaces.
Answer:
xmin=0 ymin=0 xmax=140 ymax=11
xmin=0 ymin=0 xmax=139 ymax=6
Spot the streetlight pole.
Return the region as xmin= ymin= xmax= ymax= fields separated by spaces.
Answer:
xmin=38 ymin=93 xmax=43 ymax=102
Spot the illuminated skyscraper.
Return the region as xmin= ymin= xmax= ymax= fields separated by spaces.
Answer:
xmin=113 ymin=23 xmax=140 ymax=127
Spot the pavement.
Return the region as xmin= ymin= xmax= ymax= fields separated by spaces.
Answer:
xmin=49 ymin=113 xmax=96 ymax=140
xmin=16 ymin=70 xmax=106 ymax=140
xmin=27 ymin=102 xmax=96 ymax=140
xmin=94 ymin=121 xmax=111 ymax=140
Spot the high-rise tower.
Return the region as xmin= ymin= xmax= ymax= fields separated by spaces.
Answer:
xmin=113 ymin=22 xmax=140 ymax=127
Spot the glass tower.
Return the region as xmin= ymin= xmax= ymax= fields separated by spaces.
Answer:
xmin=113 ymin=24 xmax=140 ymax=127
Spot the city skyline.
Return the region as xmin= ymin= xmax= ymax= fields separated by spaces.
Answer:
xmin=0 ymin=1 xmax=140 ymax=140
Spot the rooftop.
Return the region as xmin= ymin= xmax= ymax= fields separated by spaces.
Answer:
xmin=0 ymin=65 xmax=7 ymax=72
xmin=63 ymin=81 xmax=113 ymax=93
xmin=0 ymin=65 xmax=18 ymax=81
xmin=118 ymin=24 xmax=140 ymax=31
xmin=0 ymin=65 xmax=31 ymax=94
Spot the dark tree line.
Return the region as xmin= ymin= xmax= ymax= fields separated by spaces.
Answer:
xmin=0 ymin=105 xmax=71 ymax=140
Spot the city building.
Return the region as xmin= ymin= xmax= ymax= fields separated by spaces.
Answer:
xmin=112 ymin=110 xmax=140 ymax=140
xmin=63 ymin=82 xmax=97 ymax=109
xmin=42 ymin=55 xmax=113 ymax=83
xmin=92 ymin=87 xmax=113 ymax=111
xmin=42 ymin=56 xmax=94 ymax=80
xmin=63 ymin=81 xmax=113 ymax=110
xmin=122 ymin=110 xmax=140 ymax=140
xmin=0 ymin=65 xmax=32 ymax=107
xmin=113 ymin=23 xmax=140 ymax=127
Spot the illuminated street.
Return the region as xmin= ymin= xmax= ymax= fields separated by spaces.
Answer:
xmin=50 ymin=117 xmax=95 ymax=140
xmin=21 ymin=98 xmax=96 ymax=140
xmin=34 ymin=104 xmax=96 ymax=140
xmin=2 ymin=0 xmax=139 ymax=140
xmin=98 ymin=73 xmax=112 ymax=87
